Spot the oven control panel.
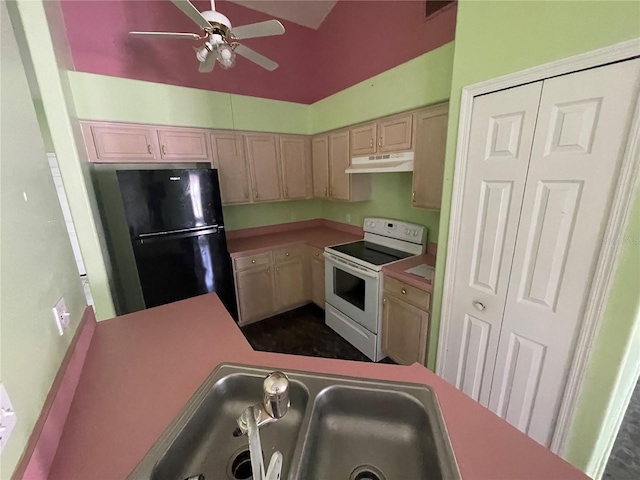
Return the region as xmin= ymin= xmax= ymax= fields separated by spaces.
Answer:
xmin=363 ymin=218 xmax=427 ymax=244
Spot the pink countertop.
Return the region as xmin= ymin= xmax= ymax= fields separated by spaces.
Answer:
xmin=48 ymin=294 xmax=586 ymax=480
xmin=383 ymin=253 xmax=437 ymax=292
xmin=227 ymin=221 xmax=361 ymax=257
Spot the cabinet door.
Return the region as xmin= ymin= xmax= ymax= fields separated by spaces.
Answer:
xmin=236 ymin=265 xmax=275 ymax=323
xmin=245 ymin=134 xmax=282 ymax=202
xmin=280 ymin=135 xmax=310 ymax=199
xmin=275 ymin=259 xmax=307 ymax=311
xmin=328 ymin=130 xmax=350 ymax=200
xmin=157 ymin=128 xmax=210 ymax=161
xmin=378 ymin=114 xmax=413 ymax=152
xmin=85 ymin=123 xmax=157 ymax=162
xmin=412 ymin=106 xmax=448 ymax=209
xmin=312 ymin=135 xmax=329 ymax=198
xmin=382 ymin=295 xmax=429 ymax=365
xmin=350 ymin=122 xmax=377 ymax=156
xmin=310 ymin=255 xmax=325 ymax=308
xmin=211 ymin=133 xmax=250 ymax=204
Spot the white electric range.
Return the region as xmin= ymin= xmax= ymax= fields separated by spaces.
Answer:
xmin=324 ymin=218 xmax=427 ymax=361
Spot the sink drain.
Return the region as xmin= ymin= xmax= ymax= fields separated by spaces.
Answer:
xmin=350 ymin=465 xmax=386 ymax=480
xmin=228 ymin=448 xmax=253 ymax=480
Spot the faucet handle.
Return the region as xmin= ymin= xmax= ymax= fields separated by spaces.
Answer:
xmin=263 ymin=372 xmax=290 ymax=419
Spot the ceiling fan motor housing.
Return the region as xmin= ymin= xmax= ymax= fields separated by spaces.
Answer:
xmin=201 ymin=10 xmax=232 ymax=29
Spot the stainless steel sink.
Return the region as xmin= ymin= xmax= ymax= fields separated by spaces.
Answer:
xmin=129 ymin=364 xmax=460 ymax=480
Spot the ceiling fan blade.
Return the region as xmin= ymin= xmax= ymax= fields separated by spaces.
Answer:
xmin=198 ymin=51 xmax=216 ymax=73
xmin=231 ymin=20 xmax=285 ymax=40
xmin=130 ymin=31 xmax=202 ymax=40
xmin=234 ymin=44 xmax=278 ymax=71
xmin=171 ymin=0 xmax=212 ymax=31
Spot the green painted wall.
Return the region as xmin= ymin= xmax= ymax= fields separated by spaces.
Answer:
xmin=14 ymin=0 xmax=116 ymax=320
xmin=68 ymin=71 xmax=310 ymax=134
xmin=0 ymin=5 xmax=87 ymax=477
xmin=223 ymin=199 xmax=324 ymax=230
xmin=322 ymin=174 xmax=441 ymax=242
xmin=310 ymin=42 xmax=454 ymax=134
xmin=431 ymin=0 xmax=640 ymax=472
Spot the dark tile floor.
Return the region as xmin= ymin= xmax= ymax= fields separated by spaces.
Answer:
xmin=603 ymin=378 xmax=640 ymax=480
xmin=241 ymin=304 xmax=394 ymax=364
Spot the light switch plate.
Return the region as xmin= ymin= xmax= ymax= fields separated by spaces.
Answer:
xmin=52 ymin=297 xmax=70 ymax=336
xmin=0 ymin=384 xmax=17 ymax=454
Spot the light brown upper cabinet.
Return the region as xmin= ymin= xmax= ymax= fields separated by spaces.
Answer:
xmin=81 ymin=123 xmax=158 ymax=162
xmin=245 ymin=133 xmax=282 ymax=202
xmin=211 ymin=132 xmax=250 ymax=204
xmin=378 ymin=113 xmax=413 ymax=152
xmin=349 ymin=113 xmax=413 ymax=157
xmin=311 ymin=135 xmax=329 ymax=198
xmin=327 ymin=130 xmax=372 ymax=202
xmin=279 ymin=135 xmax=311 ymax=199
xmin=157 ymin=127 xmax=210 ymax=161
xmin=350 ymin=122 xmax=377 ymax=156
xmin=412 ymin=103 xmax=449 ymax=210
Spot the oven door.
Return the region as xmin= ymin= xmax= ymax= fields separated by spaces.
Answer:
xmin=324 ymin=252 xmax=380 ymax=334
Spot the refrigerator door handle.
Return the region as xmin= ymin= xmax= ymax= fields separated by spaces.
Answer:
xmin=137 ymin=225 xmax=222 ymax=243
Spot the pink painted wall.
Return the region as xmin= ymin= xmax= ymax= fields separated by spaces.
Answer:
xmin=60 ymin=0 xmax=456 ymax=104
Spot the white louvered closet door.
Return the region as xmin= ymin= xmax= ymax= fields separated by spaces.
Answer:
xmin=440 ymin=82 xmax=543 ymax=406
xmin=487 ymin=58 xmax=640 ymax=447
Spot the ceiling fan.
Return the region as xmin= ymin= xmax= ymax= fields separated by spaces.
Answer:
xmin=130 ymin=0 xmax=285 ymax=72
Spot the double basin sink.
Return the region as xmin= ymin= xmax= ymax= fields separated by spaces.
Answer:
xmin=129 ymin=364 xmax=460 ymax=480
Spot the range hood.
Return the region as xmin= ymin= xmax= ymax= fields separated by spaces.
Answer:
xmin=346 ymin=151 xmax=414 ymax=174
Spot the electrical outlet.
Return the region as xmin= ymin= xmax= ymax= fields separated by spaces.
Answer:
xmin=0 ymin=384 xmax=17 ymax=454
xmin=52 ymin=297 xmax=70 ymax=336
xmin=346 ymin=213 xmax=351 ymax=223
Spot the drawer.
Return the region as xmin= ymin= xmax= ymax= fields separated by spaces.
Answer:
xmin=233 ymin=252 xmax=271 ymax=271
xmin=273 ymin=245 xmax=305 ymax=263
xmin=384 ymin=276 xmax=431 ymax=311
xmin=309 ymin=246 xmax=324 ymax=261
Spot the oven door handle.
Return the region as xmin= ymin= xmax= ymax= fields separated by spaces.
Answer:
xmin=323 ymin=252 xmax=379 ymax=278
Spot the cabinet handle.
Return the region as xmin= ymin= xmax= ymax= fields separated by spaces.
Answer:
xmin=412 ymin=191 xmax=416 ymax=202
xmin=285 ymin=252 xmax=289 ymax=256
xmin=255 ymin=191 xmax=259 ymax=199
xmin=383 ymin=297 xmax=386 ymax=305
xmin=369 ymin=138 xmax=373 ymax=147
xmin=244 ymin=191 xmax=249 ymax=199
xmin=314 ymin=252 xmax=319 ymax=257
xmin=161 ymin=145 xmax=166 ymax=155
xmin=401 ymin=288 xmax=407 ymax=295
xmin=378 ymin=136 xmax=382 ymax=147
xmin=329 ymin=187 xmax=332 ymax=197
xmin=324 ymin=187 xmax=328 ymax=197
xmin=147 ymin=144 xmax=152 ymax=154
xmin=276 ymin=267 xmax=280 ymax=273
xmin=251 ymin=259 xmax=256 ymax=264
xmin=284 ymin=187 xmax=288 ymax=197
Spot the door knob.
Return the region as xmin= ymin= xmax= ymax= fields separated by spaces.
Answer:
xmin=473 ymin=301 xmax=486 ymax=311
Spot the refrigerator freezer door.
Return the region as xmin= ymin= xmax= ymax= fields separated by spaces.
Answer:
xmin=117 ymin=169 xmax=224 ymax=238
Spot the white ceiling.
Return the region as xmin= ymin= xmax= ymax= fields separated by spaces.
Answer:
xmin=229 ymin=0 xmax=338 ymax=29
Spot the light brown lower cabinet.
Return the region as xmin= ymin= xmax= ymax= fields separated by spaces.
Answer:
xmin=234 ymin=245 xmax=319 ymax=325
xmin=382 ymin=279 xmax=430 ymax=365
xmin=235 ymin=265 xmax=276 ymax=324
xmin=310 ymin=247 xmax=325 ymax=308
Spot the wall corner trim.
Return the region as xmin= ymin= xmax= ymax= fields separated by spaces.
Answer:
xmin=12 ymin=307 xmax=97 ymax=480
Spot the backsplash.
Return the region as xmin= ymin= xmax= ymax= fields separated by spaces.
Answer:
xmin=222 ymin=173 xmax=440 ymax=243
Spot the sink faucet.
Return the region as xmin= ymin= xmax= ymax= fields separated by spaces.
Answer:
xmin=234 ymin=371 xmax=290 ymax=435
xmin=234 ymin=372 xmax=290 ymax=480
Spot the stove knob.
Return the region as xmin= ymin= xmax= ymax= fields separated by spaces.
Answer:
xmin=413 ymin=230 xmax=419 ymax=237
xmin=404 ymin=228 xmax=409 ymax=235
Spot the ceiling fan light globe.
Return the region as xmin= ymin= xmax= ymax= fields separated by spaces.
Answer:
xmin=217 ymin=44 xmax=236 ymax=68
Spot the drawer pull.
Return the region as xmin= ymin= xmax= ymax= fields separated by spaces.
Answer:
xmin=315 ymin=252 xmax=319 ymax=257
xmin=147 ymin=144 xmax=152 ymax=154
xmin=378 ymin=136 xmax=382 ymax=147
xmin=285 ymin=252 xmax=289 ymax=256
xmin=161 ymin=145 xmax=166 ymax=155
xmin=251 ymin=259 xmax=256 ymax=264
xmin=401 ymin=288 xmax=407 ymax=295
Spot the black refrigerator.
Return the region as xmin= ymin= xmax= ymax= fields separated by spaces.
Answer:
xmin=113 ymin=168 xmax=237 ymax=318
